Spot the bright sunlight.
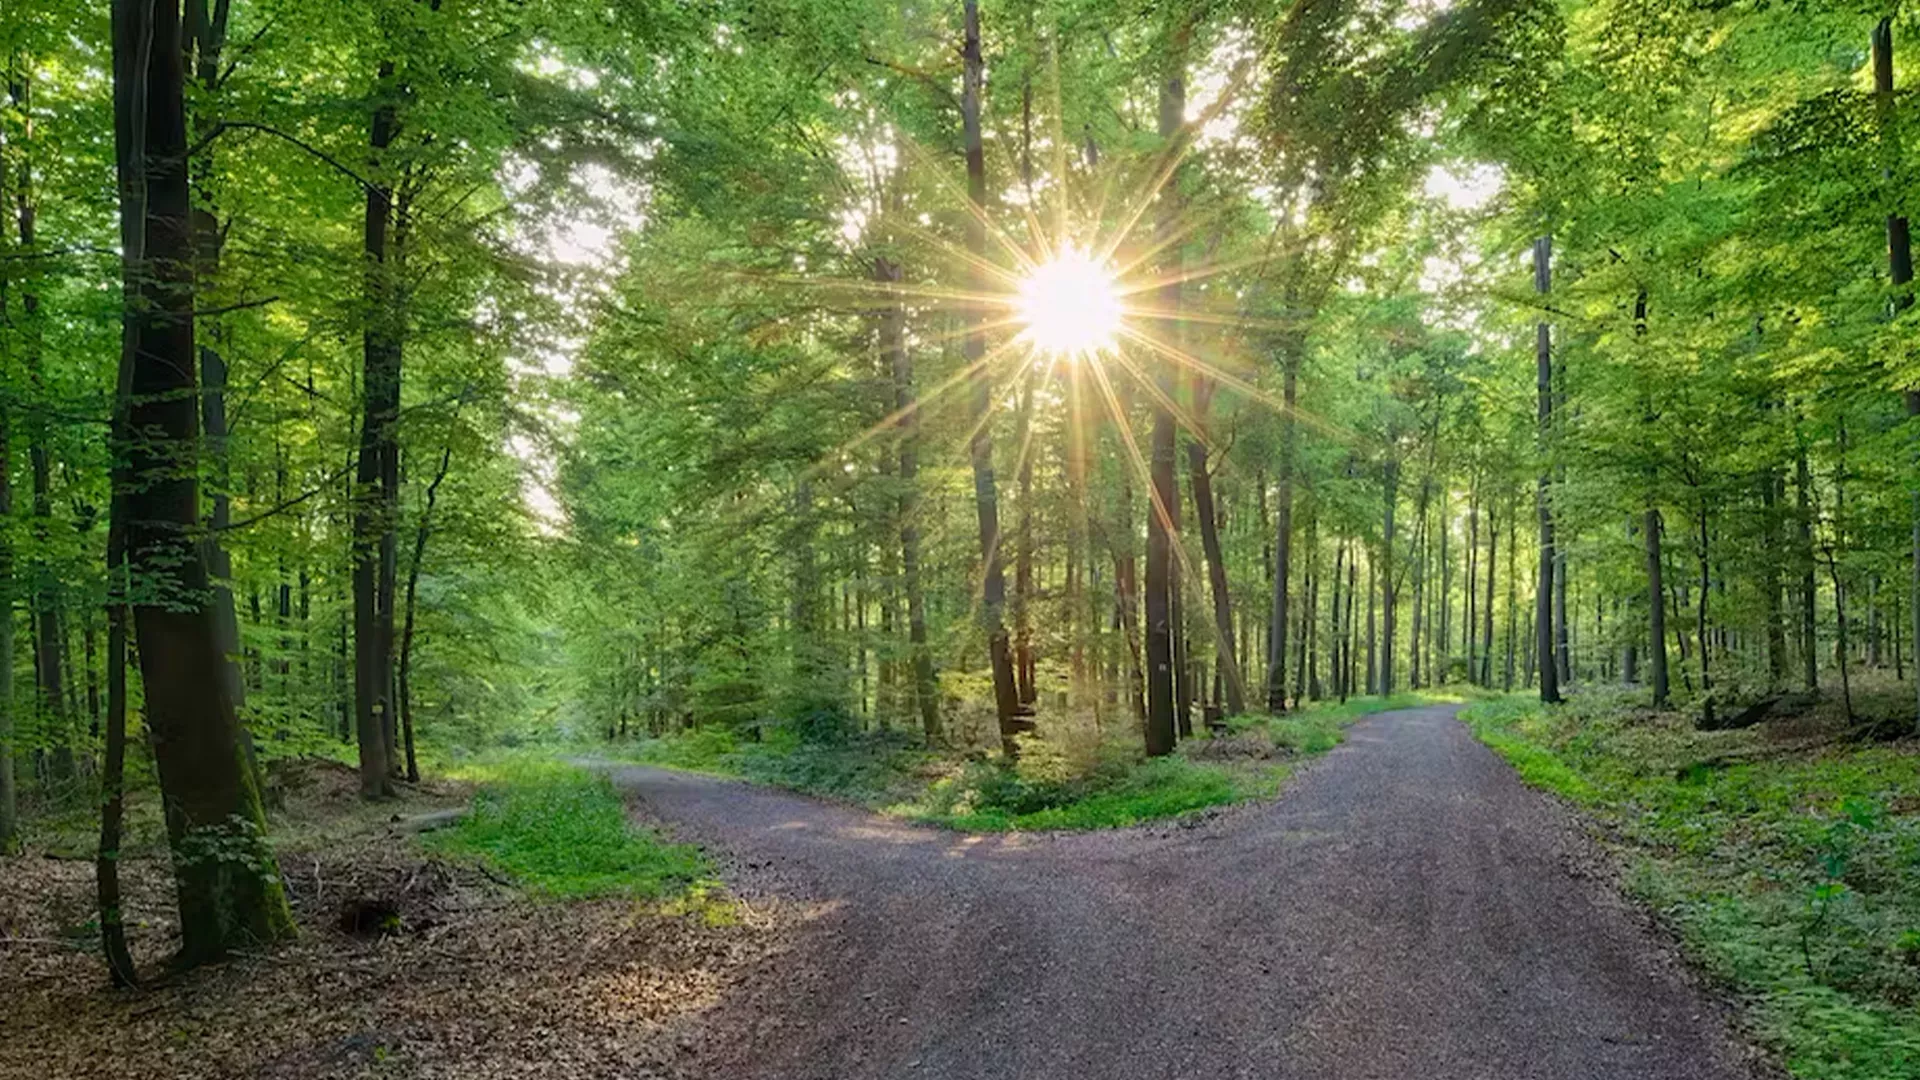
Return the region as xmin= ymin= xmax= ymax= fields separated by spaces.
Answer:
xmin=1015 ymin=248 xmax=1124 ymax=358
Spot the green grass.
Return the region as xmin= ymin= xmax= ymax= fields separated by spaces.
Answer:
xmin=430 ymin=760 xmax=708 ymax=900
xmin=1461 ymin=691 xmax=1920 ymax=1079
xmin=611 ymin=690 xmax=1464 ymax=833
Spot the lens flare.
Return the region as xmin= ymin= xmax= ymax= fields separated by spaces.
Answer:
xmin=1016 ymin=248 xmax=1124 ymax=358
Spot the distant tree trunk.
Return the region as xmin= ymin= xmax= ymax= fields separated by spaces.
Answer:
xmin=1876 ymin=18 xmax=1919 ymax=732
xmin=1481 ymin=501 xmax=1498 ymax=688
xmin=1796 ymin=444 xmax=1818 ymax=691
xmin=112 ymin=0 xmax=294 ymax=966
xmin=11 ymin=71 xmax=74 ymax=780
xmin=1763 ymin=470 xmax=1786 ymax=688
xmin=1410 ymin=473 xmax=1429 ymax=689
xmin=1366 ymin=548 xmax=1379 ymax=695
xmin=398 ymin=438 xmax=452 ymax=784
xmin=880 ymin=255 xmax=941 ymax=745
xmin=1466 ymin=481 xmax=1479 ymax=684
xmin=1267 ymin=335 xmax=1299 ymax=712
xmin=1144 ymin=22 xmax=1187 ymax=756
xmin=0 ymin=355 xmax=12 ymax=849
xmin=1014 ymin=367 xmax=1037 ymax=706
xmin=1189 ymin=377 xmax=1244 ymax=715
xmin=1534 ymin=235 xmax=1562 ymax=704
xmin=1505 ymin=496 xmax=1519 ymax=691
xmin=1646 ymin=507 xmax=1669 ymax=706
xmin=960 ymin=0 xmax=1023 ymax=755
xmin=1380 ymin=453 xmax=1399 ymax=694
xmin=1695 ymin=502 xmax=1715 ymax=728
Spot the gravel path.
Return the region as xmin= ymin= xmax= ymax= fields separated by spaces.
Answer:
xmin=609 ymin=704 xmax=1768 ymax=1080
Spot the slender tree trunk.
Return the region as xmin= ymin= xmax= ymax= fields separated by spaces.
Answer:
xmin=1876 ymin=18 xmax=1920 ymax=731
xmin=1481 ymin=501 xmax=1497 ymax=688
xmin=881 ymin=256 xmax=941 ymax=744
xmin=112 ymin=0 xmax=294 ymax=965
xmin=353 ymin=56 xmax=402 ymax=797
xmin=1797 ymin=445 xmax=1818 ymax=691
xmin=0 ymin=350 xmax=12 ymax=849
xmin=1381 ymin=455 xmax=1399 ymax=694
xmin=1143 ymin=24 xmax=1186 ymax=756
xmin=960 ymin=0 xmax=1023 ymax=755
xmin=1534 ymin=235 xmax=1562 ymax=703
xmin=1188 ymin=378 xmax=1245 ymax=714
xmin=1466 ymin=481 xmax=1479 ymax=684
xmin=1267 ymin=336 xmax=1298 ymax=712
xmin=1646 ymin=507 xmax=1669 ymax=706
xmin=1505 ymin=496 xmax=1519 ymax=691
xmin=1014 ymin=368 xmax=1036 ymax=706
xmin=1366 ymin=548 xmax=1378 ymax=694
xmin=1696 ymin=501 xmax=1714 ymax=728
xmin=397 ymin=439 xmax=452 ymax=784
xmin=11 ymin=71 xmax=73 ymax=779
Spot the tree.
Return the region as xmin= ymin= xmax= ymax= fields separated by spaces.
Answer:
xmin=111 ymin=0 xmax=294 ymax=967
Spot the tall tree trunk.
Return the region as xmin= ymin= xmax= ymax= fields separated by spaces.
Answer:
xmin=0 ymin=346 xmax=11 ymax=849
xmin=1481 ymin=501 xmax=1497 ymax=688
xmin=353 ymin=50 xmax=404 ymax=797
xmin=1797 ymin=444 xmax=1818 ymax=691
xmin=112 ymin=0 xmax=294 ymax=966
xmin=1266 ymin=336 xmax=1298 ymax=712
xmin=1876 ymin=18 xmax=1920 ymax=732
xmin=11 ymin=70 xmax=73 ymax=779
xmin=185 ymin=0 xmax=247 ymax=741
xmin=1143 ymin=20 xmax=1187 ymax=756
xmin=1534 ymin=235 xmax=1562 ymax=704
xmin=1381 ymin=453 xmax=1399 ymax=694
xmin=1014 ymin=368 xmax=1037 ymax=706
xmin=1466 ymin=480 xmax=1478 ymax=685
xmin=1646 ymin=507 xmax=1670 ymax=706
xmin=1696 ymin=501 xmax=1714 ymax=728
xmin=1188 ymin=377 xmax=1245 ymax=715
xmin=960 ymin=0 xmax=1024 ymax=755
xmin=398 ymin=439 xmax=452 ymax=784
xmin=1505 ymin=496 xmax=1519 ymax=691
xmin=880 ymin=255 xmax=941 ymax=744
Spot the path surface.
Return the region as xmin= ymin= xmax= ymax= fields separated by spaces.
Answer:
xmin=609 ymin=705 xmax=1766 ymax=1080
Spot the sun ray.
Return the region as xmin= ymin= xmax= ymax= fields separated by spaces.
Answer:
xmin=897 ymin=134 xmax=1044 ymax=278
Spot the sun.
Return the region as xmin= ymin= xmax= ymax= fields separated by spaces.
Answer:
xmin=1015 ymin=248 xmax=1124 ymax=358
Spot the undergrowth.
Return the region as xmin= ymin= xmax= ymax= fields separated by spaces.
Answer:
xmin=612 ymin=690 xmax=1466 ymax=832
xmin=1461 ymin=690 xmax=1920 ymax=1079
xmin=431 ymin=760 xmax=708 ymax=900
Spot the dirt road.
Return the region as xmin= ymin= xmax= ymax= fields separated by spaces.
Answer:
xmin=609 ymin=705 xmax=1766 ymax=1080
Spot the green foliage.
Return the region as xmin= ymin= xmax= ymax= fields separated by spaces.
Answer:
xmin=432 ymin=761 xmax=706 ymax=901
xmin=1463 ymin=693 xmax=1920 ymax=1079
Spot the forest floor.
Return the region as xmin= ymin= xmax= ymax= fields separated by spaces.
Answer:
xmin=0 ymin=759 xmax=785 ymax=1080
xmin=1463 ymin=687 xmax=1920 ymax=1079
xmin=613 ymin=703 xmax=1773 ymax=1080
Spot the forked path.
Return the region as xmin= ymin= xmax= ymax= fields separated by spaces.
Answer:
xmin=609 ymin=706 xmax=1767 ymax=1080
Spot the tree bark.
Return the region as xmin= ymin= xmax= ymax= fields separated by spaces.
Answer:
xmin=1188 ymin=377 xmax=1245 ymax=715
xmin=1533 ymin=235 xmax=1562 ymax=704
xmin=112 ymin=0 xmax=294 ymax=966
xmin=960 ymin=0 xmax=1024 ymax=756
xmin=1875 ymin=18 xmax=1920 ymax=732
xmin=1266 ymin=337 xmax=1299 ymax=712
xmin=879 ymin=256 xmax=941 ymax=744
xmin=1144 ymin=20 xmax=1187 ymax=756
xmin=1381 ymin=452 xmax=1399 ymax=694
xmin=11 ymin=70 xmax=74 ymax=779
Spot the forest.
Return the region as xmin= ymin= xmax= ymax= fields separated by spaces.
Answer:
xmin=5 ymin=0 xmax=1920 ymax=1077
